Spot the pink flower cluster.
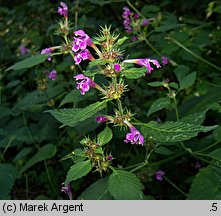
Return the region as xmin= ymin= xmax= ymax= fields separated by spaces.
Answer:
xmin=58 ymin=2 xmax=68 ymax=18
xmin=74 ymin=74 xmax=96 ymax=95
xmin=41 ymin=48 xmax=53 ymax=61
xmin=48 ymin=70 xmax=57 ymax=80
xmin=124 ymin=126 xmax=144 ymax=145
xmin=122 ymin=7 xmax=132 ymax=33
xmin=72 ymin=30 xmax=93 ymax=64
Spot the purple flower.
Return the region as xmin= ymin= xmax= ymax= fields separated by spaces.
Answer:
xmin=124 ymin=58 xmax=161 ymax=73
xmin=114 ymin=64 xmax=121 ymax=72
xmin=72 ymin=30 xmax=92 ymax=52
xmin=124 ymin=126 xmax=144 ymax=145
xmin=134 ymin=13 xmax=139 ymax=19
xmin=122 ymin=7 xmax=133 ymax=33
xmin=122 ymin=7 xmax=131 ymax=18
xmin=155 ymin=170 xmax=165 ymax=181
xmin=61 ymin=183 xmax=72 ymax=200
xmin=74 ymin=49 xmax=93 ymax=65
xmin=58 ymin=2 xmax=68 ymax=18
xmin=96 ymin=116 xmax=109 ymax=123
xmin=194 ymin=162 xmax=201 ymax=170
xmin=48 ymin=70 xmax=57 ymax=80
xmin=19 ymin=45 xmax=29 ymax=55
xmin=107 ymin=155 xmax=113 ymax=161
xmin=131 ymin=36 xmax=138 ymax=42
xmin=161 ymin=56 xmax=168 ymax=65
xmin=74 ymin=74 xmax=96 ymax=95
xmin=141 ymin=19 xmax=150 ymax=26
xmin=41 ymin=48 xmax=53 ymax=61
xmin=126 ymin=27 xmax=133 ymax=33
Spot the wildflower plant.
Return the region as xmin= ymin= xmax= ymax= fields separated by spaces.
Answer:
xmin=5 ymin=1 xmax=221 ymax=200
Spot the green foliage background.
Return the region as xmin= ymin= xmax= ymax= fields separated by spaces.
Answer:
xmin=0 ymin=0 xmax=221 ymax=200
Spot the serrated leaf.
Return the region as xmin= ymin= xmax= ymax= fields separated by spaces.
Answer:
xmin=47 ymin=101 xmax=107 ymax=127
xmin=147 ymin=81 xmax=163 ymax=87
xmin=187 ymin=166 xmax=221 ymax=199
xmin=108 ymin=170 xmax=144 ymax=200
xmin=65 ymin=160 xmax=92 ymax=184
xmin=79 ymin=178 xmax=112 ymax=200
xmin=124 ymin=67 xmax=146 ymax=79
xmin=20 ymin=144 xmax=57 ymax=173
xmin=97 ymin=127 xmax=113 ymax=146
xmin=0 ymin=164 xmax=17 ymax=199
xmin=179 ymin=72 xmax=197 ymax=90
xmin=147 ymin=97 xmax=171 ymax=117
xmin=141 ymin=121 xmax=218 ymax=142
xmin=6 ymin=54 xmax=48 ymax=71
xmin=180 ymin=109 xmax=208 ymax=125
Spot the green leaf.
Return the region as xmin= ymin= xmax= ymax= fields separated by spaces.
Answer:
xmin=13 ymin=147 xmax=33 ymax=163
xmin=124 ymin=67 xmax=146 ymax=79
xmin=147 ymin=81 xmax=163 ymax=87
xmin=187 ymin=166 xmax=221 ymax=199
xmin=65 ymin=160 xmax=92 ymax=184
xmin=141 ymin=5 xmax=160 ymax=14
xmin=179 ymin=72 xmax=197 ymax=90
xmin=174 ymin=65 xmax=189 ymax=82
xmin=47 ymin=101 xmax=107 ymax=127
xmin=141 ymin=121 xmax=218 ymax=142
xmin=108 ymin=170 xmax=144 ymax=200
xmin=180 ymin=109 xmax=208 ymax=125
xmin=154 ymin=24 xmax=182 ymax=32
xmin=154 ymin=146 xmax=173 ymax=155
xmin=6 ymin=54 xmax=48 ymax=71
xmin=59 ymin=89 xmax=95 ymax=107
xmin=180 ymin=87 xmax=221 ymax=114
xmin=79 ymin=178 xmax=112 ymax=200
xmin=97 ymin=127 xmax=113 ymax=146
xmin=90 ymin=0 xmax=125 ymax=6
xmin=147 ymin=97 xmax=171 ymax=117
xmin=213 ymin=126 xmax=221 ymax=141
xmin=20 ymin=144 xmax=57 ymax=173
xmin=115 ymin=36 xmax=128 ymax=46
xmin=0 ymin=164 xmax=17 ymax=199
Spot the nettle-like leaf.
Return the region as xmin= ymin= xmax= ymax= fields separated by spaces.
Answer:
xmin=187 ymin=166 xmax=221 ymax=199
xmin=65 ymin=160 xmax=92 ymax=184
xmin=0 ymin=164 xmax=17 ymax=199
xmin=79 ymin=178 xmax=112 ymax=200
xmin=123 ymin=67 xmax=146 ymax=79
xmin=141 ymin=121 xmax=218 ymax=142
xmin=97 ymin=127 xmax=113 ymax=146
xmin=20 ymin=144 xmax=57 ymax=173
xmin=6 ymin=54 xmax=48 ymax=71
xmin=108 ymin=170 xmax=144 ymax=200
xmin=47 ymin=101 xmax=107 ymax=127
xmin=179 ymin=72 xmax=197 ymax=90
xmin=147 ymin=97 xmax=171 ymax=117
xmin=180 ymin=109 xmax=208 ymax=125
